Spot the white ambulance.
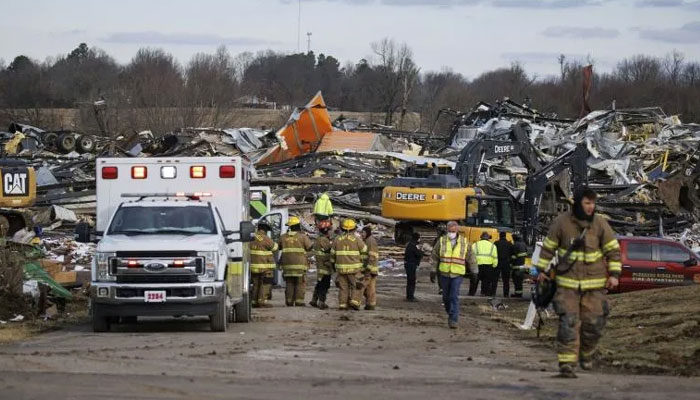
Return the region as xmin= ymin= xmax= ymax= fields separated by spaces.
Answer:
xmin=80 ymin=157 xmax=283 ymax=332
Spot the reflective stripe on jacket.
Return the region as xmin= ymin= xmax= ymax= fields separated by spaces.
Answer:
xmin=438 ymin=236 xmax=468 ymax=276
xmin=331 ymin=233 xmax=367 ymax=274
xmin=362 ymin=236 xmax=379 ymax=275
xmin=537 ymin=211 xmax=621 ymax=291
xmin=278 ymin=231 xmax=313 ymax=276
xmin=250 ymin=231 xmax=278 ymax=273
xmin=313 ymin=235 xmax=333 ymax=276
xmin=473 ymin=240 xmax=498 ymax=268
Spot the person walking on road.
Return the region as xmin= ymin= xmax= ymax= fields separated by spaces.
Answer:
xmin=430 ymin=221 xmax=477 ymax=329
xmin=404 ymin=232 xmax=423 ymax=301
xmin=278 ymin=216 xmax=313 ymax=307
xmin=536 ymin=186 xmax=621 ymax=378
xmin=331 ymin=218 xmax=367 ymax=311
xmin=494 ymin=231 xmax=515 ymax=297
xmin=510 ymin=234 xmax=528 ymax=298
xmin=470 ymin=231 xmax=498 ymax=296
xmin=310 ymin=219 xmax=334 ymax=309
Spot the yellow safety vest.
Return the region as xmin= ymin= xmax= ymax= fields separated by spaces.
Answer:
xmin=438 ymin=236 xmax=467 ymax=276
xmin=473 ymin=240 xmax=497 ymax=267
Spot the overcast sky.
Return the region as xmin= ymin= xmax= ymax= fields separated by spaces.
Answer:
xmin=2 ymin=0 xmax=699 ymax=78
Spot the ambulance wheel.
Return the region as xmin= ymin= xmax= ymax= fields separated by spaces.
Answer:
xmin=92 ymin=306 xmax=111 ymax=332
xmin=210 ymin=294 xmax=228 ymax=332
xmin=234 ymin=292 xmax=251 ymax=323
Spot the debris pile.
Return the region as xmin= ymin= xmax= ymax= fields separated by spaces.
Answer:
xmin=4 ymin=93 xmax=700 ymax=294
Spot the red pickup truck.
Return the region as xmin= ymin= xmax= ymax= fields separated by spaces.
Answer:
xmin=616 ymin=236 xmax=700 ymax=293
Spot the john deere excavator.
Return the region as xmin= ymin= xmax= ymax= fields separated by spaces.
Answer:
xmin=0 ymin=159 xmax=36 ymax=236
xmin=382 ymin=120 xmax=590 ymax=245
xmin=383 ymin=121 xmax=542 ymax=244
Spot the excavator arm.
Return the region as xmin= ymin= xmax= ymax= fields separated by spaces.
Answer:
xmin=455 ymin=121 xmax=542 ymax=187
xmin=521 ymin=142 xmax=589 ymax=245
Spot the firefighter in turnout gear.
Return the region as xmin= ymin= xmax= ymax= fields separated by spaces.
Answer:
xmin=360 ymin=226 xmax=379 ymax=310
xmin=278 ymin=216 xmax=313 ymax=306
xmin=510 ymin=234 xmax=528 ymax=298
xmin=536 ymin=187 xmax=621 ymax=378
xmin=250 ymin=222 xmax=278 ymax=308
xmin=331 ymin=218 xmax=367 ymax=310
xmin=431 ymin=221 xmax=477 ymax=329
xmin=310 ymin=219 xmax=334 ymax=309
xmin=470 ymin=231 xmax=498 ymax=296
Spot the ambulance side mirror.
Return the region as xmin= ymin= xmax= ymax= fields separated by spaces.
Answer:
xmin=238 ymin=221 xmax=256 ymax=243
xmin=74 ymin=222 xmax=91 ymax=243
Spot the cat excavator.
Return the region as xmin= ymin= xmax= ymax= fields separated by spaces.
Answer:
xmin=382 ymin=120 xmax=590 ymax=246
xmin=0 ymin=159 xmax=36 ymax=236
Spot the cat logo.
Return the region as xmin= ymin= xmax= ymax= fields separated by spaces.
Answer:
xmin=2 ymin=171 xmax=28 ymax=197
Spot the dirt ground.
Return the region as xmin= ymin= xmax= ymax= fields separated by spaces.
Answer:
xmin=488 ymin=283 xmax=700 ymax=377
xmin=1 ymin=267 xmax=699 ymax=400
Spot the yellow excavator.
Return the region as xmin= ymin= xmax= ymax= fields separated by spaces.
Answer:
xmin=383 ymin=120 xmax=589 ymax=246
xmin=0 ymin=159 xmax=36 ymax=236
xmin=382 ymin=121 xmax=542 ymax=244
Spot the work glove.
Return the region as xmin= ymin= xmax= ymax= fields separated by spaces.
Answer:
xmin=429 ymin=270 xmax=437 ymax=283
xmin=355 ymin=280 xmax=365 ymax=290
xmin=335 ymin=278 xmax=340 ymax=288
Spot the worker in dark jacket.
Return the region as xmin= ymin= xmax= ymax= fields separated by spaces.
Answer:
xmin=510 ymin=234 xmax=528 ymax=298
xmin=494 ymin=231 xmax=515 ymax=297
xmin=404 ymin=232 xmax=423 ymax=301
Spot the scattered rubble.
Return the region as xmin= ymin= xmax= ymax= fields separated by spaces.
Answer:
xmin=3 ymin=92 xmax=700 ymax=316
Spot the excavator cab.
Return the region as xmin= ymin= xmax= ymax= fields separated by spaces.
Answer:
xmin=461 ymin=195 xmax=515 ymax=243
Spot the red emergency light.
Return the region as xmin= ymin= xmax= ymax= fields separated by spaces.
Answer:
xmin=102 ymin=166 xmax=118 ymax=179
xmin=131 ymin=166 xmax=147 ymax=179
xmin=190 ymin=166 xmax=206 ymax=178
xmin=219 ymin=165 xmax=235 ymax=178
xmin=127 ymin=260 xmax=139 ymax=268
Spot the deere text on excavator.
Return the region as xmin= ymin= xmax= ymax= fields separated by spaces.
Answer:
xmin=382 ymin=120 xmax=589 ymax=246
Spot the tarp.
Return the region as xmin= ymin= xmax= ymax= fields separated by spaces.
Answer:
xmin=255 ymin=91 xmax=333 ymax=166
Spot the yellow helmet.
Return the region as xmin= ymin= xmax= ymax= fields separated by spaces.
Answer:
xmin=342 ymin=218 xmax=357 ymax=231
xmin=287 ymin=216 xmax=301 ymax=227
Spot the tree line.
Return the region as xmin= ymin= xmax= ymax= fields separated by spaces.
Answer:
xmin=1 ymin=41 xmax=699 ymax=136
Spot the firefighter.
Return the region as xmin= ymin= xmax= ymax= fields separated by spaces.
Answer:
xmin=536 ymin=186 xmax=621 ymax=378
xmin=510 ymin=234 xmax=528 ymax=298
xmin=250 ymin=222 xmax=278 ymax=308
xmin=430 ymin=221 xmax=477 ymax=329
xmin=278 ymin=216 xmax=313 ymax=307
xmin=330 ymin=218 xmax=367 ymax=311
xmin=360 ymin=226 xmax=379 ymax=310
xmin=310 ymin=219 xmax=334 ymax=309
xmin=494 ymin=231 xmax=515 ymax=297
xmin=470 ymin=231 xmax=498 ymax=297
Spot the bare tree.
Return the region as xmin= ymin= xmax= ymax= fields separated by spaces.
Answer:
xmin=183 ymin=46 xmax=238 ymax=128
xmin=663 ymin=50 xmax=685 ymax=86
xmin=370 ymin=38 xmax=420 ymax=126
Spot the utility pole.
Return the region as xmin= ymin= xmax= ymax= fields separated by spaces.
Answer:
xmin=307 ymin=32 xmax=312 ymax=54
xmin=297 ymin=0 xmax=301 ymax=53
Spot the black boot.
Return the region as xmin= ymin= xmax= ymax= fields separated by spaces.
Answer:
xmin=309 ymin=293 xmax=318 ymax=308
